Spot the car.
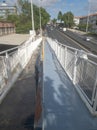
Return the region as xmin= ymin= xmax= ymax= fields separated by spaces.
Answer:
xmin=63 ymin=28 xmax=66 ymax=31
xmin=83 ymin=36 xmax=92 ymax=41
xmin=86 ymin=37 xmax=90 ymax=41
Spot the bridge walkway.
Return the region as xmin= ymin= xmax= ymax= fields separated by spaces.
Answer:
xmin=43 ymin=41 xmax=97 ymax=130
xmin=0 ymin=45 xmax=41 ymax=130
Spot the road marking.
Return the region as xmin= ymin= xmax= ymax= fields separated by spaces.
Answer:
xmin=57 ymin=30 xmax=90 ymax=53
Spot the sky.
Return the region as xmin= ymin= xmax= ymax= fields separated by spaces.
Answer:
xmin=1 ymin=0 xmax=97 ymax=19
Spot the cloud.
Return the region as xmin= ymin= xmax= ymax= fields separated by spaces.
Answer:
xmin=5 ymin=0 xmax=59 ymax=7
xmin=88 ymin=0 xmax=97 ymax=12
xmin=33 ymin=0 xmax=59 ymax=7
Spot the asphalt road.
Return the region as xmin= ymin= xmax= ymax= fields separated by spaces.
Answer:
xmin=47 ymin=27 xmax=83 ymax=50
xmin=63 ymin=29 xmax=97 ymax=54
xmin=46 ymin=27 xmax=97 ymax=63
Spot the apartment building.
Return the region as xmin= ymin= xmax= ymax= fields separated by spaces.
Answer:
xmin=80 ymin=12 xmax=97 ymax=33
xmin=0 ymin=1 xmax=17 ymax=18
xmin=74 ymin=16 xmax=80 ymax=26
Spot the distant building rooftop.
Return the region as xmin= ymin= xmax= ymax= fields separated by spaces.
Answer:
xmin=0 ymin=34 xmax=30 ymax=45
xmin=80 ymin=12 xmax=97 ymax=19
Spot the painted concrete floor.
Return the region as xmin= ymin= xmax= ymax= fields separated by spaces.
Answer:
xmin=43 ymin=42 xmax=97 ymax=130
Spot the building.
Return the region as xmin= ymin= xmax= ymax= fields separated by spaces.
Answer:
xmin=0 ymin=1 xmax=17 ymax=18
xmin=0 ymin=21 xmax=15 ymax=35
xmin=73 ymin=16 xmax=80 ymax=29
xmin=74 ymin=16 xmax=80 ymax=26
xmin=79 ymin=12 xmax=97 ymax=33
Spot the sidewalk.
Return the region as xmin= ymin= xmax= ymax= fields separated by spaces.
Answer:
xmin=43 ymin=41 xmax=97 ymax=130
xmin=0 ymin=45 xmax=41 ymax=130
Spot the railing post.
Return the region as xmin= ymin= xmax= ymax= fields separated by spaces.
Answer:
xmin=55 ymin=43 xmax=57 ymax=55
xmin=61 ymin=46 xmax=64 ymax=68
xmin=60 ymin=45 xmax=62 ymax=64
xmin=93 ymin=88 xmax=97 ymax=114
xmin=64 ymin=47 xmax=67 ymax=70
xmin=92 ymin=70 xmax=97 ymax=104
xmin=57 ymin=43 xmax=58 ymax=58
xmin=59 ymin=44 xmax=61 ymax=61
xmin=73 ymin=51 xmax=78 ymax=84
xmin=5 ymin=52 xmax=11 ymax=79
xmin=92 ymin=70 xmax=97 ymax=113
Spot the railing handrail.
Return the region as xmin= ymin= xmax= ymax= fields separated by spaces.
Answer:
xmin=47 ymin=37 xmax=97 ymax=115
xmin=53 ymin=39 xmax=97 ymax=59
xmin=0 ymin=46 xmax=19 ymax=55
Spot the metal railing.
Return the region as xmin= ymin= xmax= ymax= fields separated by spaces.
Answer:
xmin=0 ymin=35 xmax=42 ymax=103
xmin=47 ymin=37 xmax=97 ymax=115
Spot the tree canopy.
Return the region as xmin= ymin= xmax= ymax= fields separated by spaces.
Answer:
xmin=63 ymin=11 xmax=74 ymax=28
xmin=57 ymin=11 xmax=74 ymax=28
xmin=7 ymin=0 xmax=50 ymax=33
xmin=57 ymin=11 xmax=63 ymax=21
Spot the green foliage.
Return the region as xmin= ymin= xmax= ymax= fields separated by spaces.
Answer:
xmin=6 ymin=0 xmax=50 ymax=33
xmin=52 ymin=18 xmax=57 ymax=24
xmin=62 ymin=11 xmax=74 ymax=28
xmin=78 ymin=23 xmax=92 ymax=31
xmin=57 ymin=11 xmax=63 ymax=21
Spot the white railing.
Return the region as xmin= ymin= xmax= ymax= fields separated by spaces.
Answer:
xmin=47 ymin=37 xmax=97 ymax=115
xmin=0 ymin=35 xmax=42 ymax=103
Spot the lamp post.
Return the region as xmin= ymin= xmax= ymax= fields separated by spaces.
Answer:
xmin=86 ymin=1 xmax=90 ymax=33
xmin=39 ymin=0 xmax=42 ymax=36
xmin=31 ymin=0 xmax=35 ymax=31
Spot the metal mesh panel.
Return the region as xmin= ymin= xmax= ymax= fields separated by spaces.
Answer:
xmin=47 ymin=37 xmax=97 ymax=114
xmin=0 ymin=57 xmax=5 ymax=73
xmin=76 ymin=58 xmax=96 ymax=102
xmin=9 ymin=52 xmax=19 ymax=71
xmin=66 ymin=49 xmax=75 ymax=80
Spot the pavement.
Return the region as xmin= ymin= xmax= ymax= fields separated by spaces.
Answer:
xmin=0 ymin=44 xmax=41 ymax=130
xmin=43 ymin=41 xmax=97 ymax=130
xmin=0 ymin=34 xmax=30 ymax=45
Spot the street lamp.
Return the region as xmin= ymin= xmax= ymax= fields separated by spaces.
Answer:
xmin=86 ymin=1 xmax=90 ymax=33
xmin=39 ymin=0 xmax=42 ymax=36
xmin=31 ymin=0 xmax=35 ymax=35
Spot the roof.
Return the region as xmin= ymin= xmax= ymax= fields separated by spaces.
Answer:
xmin=80 ymin=12 xmax=97 ymax=19
xmin=0 ymin=6 xmax=16 ymax=10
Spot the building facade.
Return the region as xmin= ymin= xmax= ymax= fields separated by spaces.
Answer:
xmin=74 ymin=16 xmax=80 ymax=26
xmin=80 ymin=13 xmax=97 ymax=33
xmin=0 ymin=1 xmax=17 ymax=18
xmin=0 ymin=21 xmax=15 ymax=35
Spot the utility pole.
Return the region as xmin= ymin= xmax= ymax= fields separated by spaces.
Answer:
xmin=31 ymin=0 xmax=35 ymax=31
xmin=86 ymin=1 xmax=90 ymax=33
xmin=39 ymin=0 xmax=42 ymax=36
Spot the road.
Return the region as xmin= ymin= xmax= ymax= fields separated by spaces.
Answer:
xmin=46 ymin=27 xmax=97 ymax=63
xmin=63 ymin=29 xmax=97 ymax=54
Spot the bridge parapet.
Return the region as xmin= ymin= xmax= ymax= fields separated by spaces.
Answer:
xmin=0 ymin=35 xmax=42 ymax=103
xmin=47 ymin=37 xmax=97 ymax=115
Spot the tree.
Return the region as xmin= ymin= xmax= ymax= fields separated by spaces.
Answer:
xmin=78 ymin=23 xmax=92 ymax=32
xmin=52 ymin=18 xmax=57 ymax=24
xmin=57 ymin=11 xmax=63 ymax=21
xmin=62 ymin=11 xmax=74 ymax=28
xmin=6 ymin=0 xmax=50 ymax=33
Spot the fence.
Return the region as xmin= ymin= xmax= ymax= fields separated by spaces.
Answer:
xmin=47 ymin=37 xmax=97 ymax=115
xmin=0 ymin=35 xmax=42 ymax=103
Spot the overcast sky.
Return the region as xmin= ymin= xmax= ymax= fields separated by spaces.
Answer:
xmin=1 ymin=0 xmax=97 ymax=19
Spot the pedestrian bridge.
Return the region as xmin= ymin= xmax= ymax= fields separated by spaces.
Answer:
xmin=0 ymin=35 xmax=97 ymax=130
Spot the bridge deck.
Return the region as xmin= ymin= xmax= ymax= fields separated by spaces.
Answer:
xmin=0 ymin=46 xmax=40 ymax=130
xmin=43 ymin=41 xmax=97 ymax=130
